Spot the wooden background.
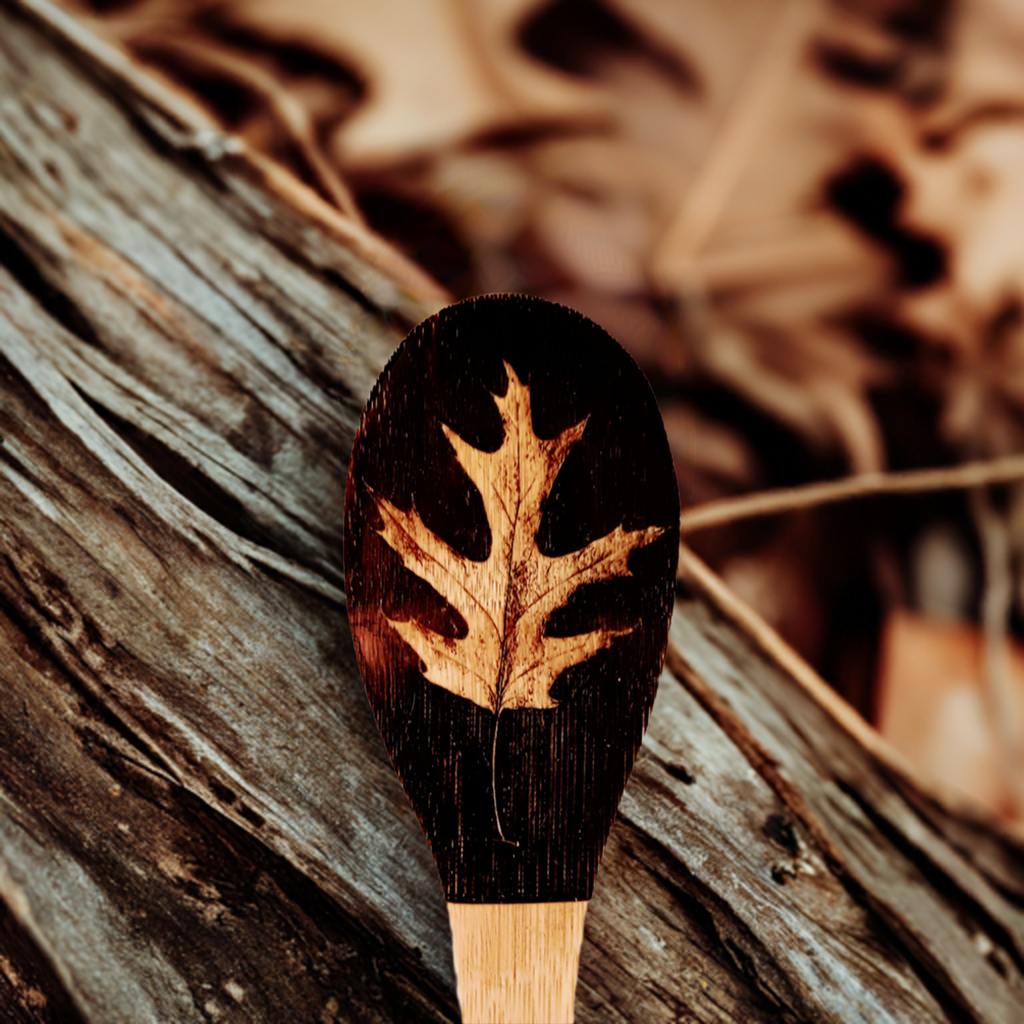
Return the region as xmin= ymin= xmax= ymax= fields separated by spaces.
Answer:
xmin=1 ymin=0 xmax=1023 ymax=1020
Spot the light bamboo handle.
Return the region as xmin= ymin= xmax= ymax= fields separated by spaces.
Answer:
xmin=447 ymin=901 xmax=589 ymax=1023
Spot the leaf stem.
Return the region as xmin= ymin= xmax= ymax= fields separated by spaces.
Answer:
xmin=491 ymin=708 xmax=517 ymax=846
xmin=492 ymin=708 xmax=506 ymax=842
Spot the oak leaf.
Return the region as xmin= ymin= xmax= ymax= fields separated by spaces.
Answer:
xmin=373 ymin=363 xmax=664 ymax=714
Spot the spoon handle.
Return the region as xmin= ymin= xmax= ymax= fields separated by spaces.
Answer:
xmin=448 ymin=901 xmax=588 ymax=1023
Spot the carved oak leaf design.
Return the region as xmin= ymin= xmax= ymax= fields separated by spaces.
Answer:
xmin=372 ymin=362 xmax=665 ymax=714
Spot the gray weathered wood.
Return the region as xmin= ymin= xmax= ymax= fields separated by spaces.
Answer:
xmin=1 ymin=0 xmax=1023 ymax=1020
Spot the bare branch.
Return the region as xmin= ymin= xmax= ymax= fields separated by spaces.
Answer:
xmin=680 ymin=453 xmax=1024 ymax=533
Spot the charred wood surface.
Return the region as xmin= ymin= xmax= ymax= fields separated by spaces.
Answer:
xmin=0 ymin=1 xmax=1023 ymax=1021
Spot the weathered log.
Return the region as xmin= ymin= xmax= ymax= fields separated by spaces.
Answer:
xmin=0 ymin=0 xmax=1022 ymax=1021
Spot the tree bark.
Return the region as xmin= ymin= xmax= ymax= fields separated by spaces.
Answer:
xmin=0 ymin=1 xmax=1022 ymax=1021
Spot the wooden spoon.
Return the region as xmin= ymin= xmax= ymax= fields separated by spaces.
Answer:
xmin=344 ymin=295 xmax=679 ymax=1023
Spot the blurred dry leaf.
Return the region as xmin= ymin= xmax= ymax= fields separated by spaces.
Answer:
xmin=64 ymin=0 xmax=924 ymax=476
xmin=878 ymin=609 xmax=1024 ymax=822
xmin=924 ymin=0 xmax=1024 ymax=130
xmin=661 ymin=401 xmax=761 ymax=504
xmin=898 ymin=123 xmax=1024 ymax=456
xmin=217 ymin=0 xmax=611 ymax=170
xmin=883 ymin=0 xmax=1024 ymax=459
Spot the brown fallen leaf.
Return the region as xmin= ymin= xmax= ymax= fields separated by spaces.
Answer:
xmin=895 ymin=122 xmax=1024 ymax=457
xmin=371 ymin=362 xmax=664 ymax=714
xmin=63 ymin=0 xmax=908 ymax=478
xmin=877 ymin=608 xmax=1024 ymax=822
xmin=216 ymin=0 xmax=609 ymax=171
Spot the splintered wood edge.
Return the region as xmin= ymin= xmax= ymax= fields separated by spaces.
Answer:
xmin=676 ymin=543 xmax=1024 ymax=845
xmin=447 ymin=902 xmax=588 ymax=1024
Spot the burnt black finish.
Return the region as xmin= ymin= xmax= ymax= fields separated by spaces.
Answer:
xmin=344 ymin=295 xmax=679 ymax=903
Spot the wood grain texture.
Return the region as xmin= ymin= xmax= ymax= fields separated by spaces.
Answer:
xmin=344 ymin=296 xmax=679 ymax=903
xmin=0 ymin=1 xmax=1023 ymax=1021
xmin=447 ymin=902 xmax=587 ymax=1023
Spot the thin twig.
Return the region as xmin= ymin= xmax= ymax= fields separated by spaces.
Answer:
xmin=971 ymin=487 xmax=1024 ymax=818
xmin=680 ymin=453 xmax=1024 ymax=534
